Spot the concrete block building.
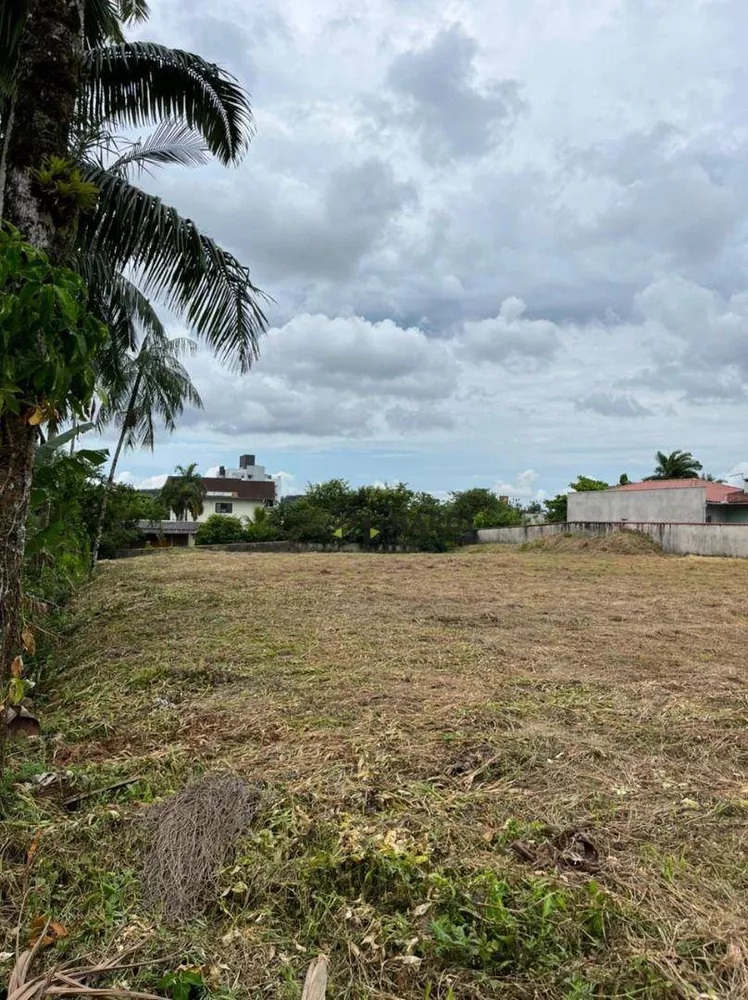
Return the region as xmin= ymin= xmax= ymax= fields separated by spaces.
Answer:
xmin=567 ymin=479 xmax=748 ymax=524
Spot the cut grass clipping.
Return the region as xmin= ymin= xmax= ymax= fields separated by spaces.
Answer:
xmin=141 ymin=773 xmax=261 ymax=921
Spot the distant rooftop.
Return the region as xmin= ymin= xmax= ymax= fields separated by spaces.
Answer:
xmin=610 ymin=479 xmax=743 ymax=504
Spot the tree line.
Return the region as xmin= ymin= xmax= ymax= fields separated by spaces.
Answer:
xmin=192 ymin=482 xmax=538 ymax=551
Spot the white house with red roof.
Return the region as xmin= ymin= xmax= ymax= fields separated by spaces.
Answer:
xmin=567 ymin=479 xmax=748 ymax=524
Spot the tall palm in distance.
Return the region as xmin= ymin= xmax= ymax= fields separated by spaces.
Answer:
xmin=90 ymin=334 xmax=203 ymax=566
xmin=646 ymin=450 xmax=704 ymax=480
xmin=161 ymin=463 xmax=206 ymax=521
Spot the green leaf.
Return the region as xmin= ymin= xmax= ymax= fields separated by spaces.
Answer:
xmin=7 ymin=676 xmax=25 ymax=704
xmin=109 ymin=120 xmax=210 ymax=175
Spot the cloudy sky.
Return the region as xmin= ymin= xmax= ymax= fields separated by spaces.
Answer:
xmin=108 ymin=0 xmax=748 ymax=499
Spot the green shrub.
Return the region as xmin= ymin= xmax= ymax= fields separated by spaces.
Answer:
xmin=243 ymin=519 xmax=280 ymax=542
xmin=195 ymin=514 xmax=245 ymax=545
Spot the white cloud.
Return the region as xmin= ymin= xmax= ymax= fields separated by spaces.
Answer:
xmin=272 ymin=470 xmax=298 ymax=497
xmin=459 ymin=298 xmax=561 ymax=366
xmin=493 ymin=470 xmax=543 ymax=500
xmin=134 ymin=474 xmax=168 ymax=490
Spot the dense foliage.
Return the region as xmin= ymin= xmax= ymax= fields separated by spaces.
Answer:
xmin=0 ymin=0 xmax=264 ymax=705
xmin=244 ymin=482 xmax=532 ymax=551
xmin=193 ymin=511 xmax=278 ymax=545
xmin=0 ymin=226 xmax=108 ymax=421
xmin=24 ymin=435 xmax=167 ymax=601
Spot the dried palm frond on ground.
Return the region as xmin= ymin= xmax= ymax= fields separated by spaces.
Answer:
xmin=140 ymin=773 xmax=260 ymax=921
xmin=8 ymin=937 xmax=164 ymax=1000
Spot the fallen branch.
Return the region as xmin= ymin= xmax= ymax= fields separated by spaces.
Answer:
xmin=62 ymin=776 xmax=142 ymax=811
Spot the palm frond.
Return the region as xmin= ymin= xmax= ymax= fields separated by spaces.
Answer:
xmin=77 ymin=252 xmax=167 ymax=346
xmin=109 ymin=120 xmax=210 ymax=175
xmin=0 ymin=0 xmax=25 ymax=110
xmin=84 ymin=0 xmax=126 ymax=47
xmin=0 ymin=0 xmax=26 ymax=49
xmin=97 ymin=333 xmax=203 ymax=452
xmin=80 ymin=164 xmax=268 ymax=372
xmin=81 ymin=42 xmax=254 ymax=164
xmin=119 ymin=0 xmax=149 ymax=25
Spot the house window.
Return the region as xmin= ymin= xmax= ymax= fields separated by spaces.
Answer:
xmin=706 ymin=515 xmax=712 ymax=523
xmin=215 ymin=502 xmax=233 ymax=514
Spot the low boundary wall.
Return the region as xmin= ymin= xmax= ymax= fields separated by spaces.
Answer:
xmin=476 ymin=521 xmax=748 ymax=558
xmin=108 ymin=541 xmax=365 ymax=559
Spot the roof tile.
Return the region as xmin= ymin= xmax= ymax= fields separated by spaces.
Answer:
xmin=611 ymin=479 xmax=743 ymax=503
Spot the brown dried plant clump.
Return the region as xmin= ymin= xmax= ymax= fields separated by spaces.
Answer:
xmin=140 ymin=772 xmax=261 ymax=921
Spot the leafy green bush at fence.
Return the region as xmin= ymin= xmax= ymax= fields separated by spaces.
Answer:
xmin=195 ymin=514 xmax=246 ymax=545
xmin=195 ymin=510 xmax=282 ymax=545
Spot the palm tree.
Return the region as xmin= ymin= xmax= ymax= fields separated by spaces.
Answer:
xmin=3 ymin=3 xmax=266 ymax=372
xmin=161 ymin=463 xmax=206 ymax=522
xmin=0 ymin=0 xmax=265 ymax=677
xmin=90 ymin=333 xmax=203 ymax=566
xmin=646 ymin=450 xmax=704 ymax=481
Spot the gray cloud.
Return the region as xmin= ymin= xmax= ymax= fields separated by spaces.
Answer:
xmin=385 ymin=404 xmax=454 ymax=433
xmin=259 ymin=312 xmax=456 ymax=399
xmin=186 ymin=313 xmax=460 ymax=439
xmin=383 ymin=24 xmax=525 ymax=163
xmin=576 ymin=393 xmax=654 ymax=419
xmin=588 ymin=166 xmax=736 ymax=266
xmin=459 ymin=298 xmax=561 ymax=366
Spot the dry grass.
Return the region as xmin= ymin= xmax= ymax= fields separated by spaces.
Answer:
xmin=4 ymin=545 xmax=748 ymax=999
xmin=518 ymin=530 xmax=663 ymax=554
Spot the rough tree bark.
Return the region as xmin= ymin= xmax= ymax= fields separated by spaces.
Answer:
xmin=1 ymin=0 xmax=84 ymax=252
xmin=0 ymin=415 xmax=37 ymax=678
xmin=0 ymin=0 xmax=84 ymax=723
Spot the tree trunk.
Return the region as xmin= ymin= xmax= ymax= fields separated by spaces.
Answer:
xmin=0 ymin=413 xmax=38 ymax=755
xmin=0 ymin=0 xmax=84 ymax=743
xmin=1 ymin=0 xmax=84 ymax=255
xmin=90 ymin=423 xmax=128 ymax=570
xmin=91 ymin=367 xmax=143 ymax=570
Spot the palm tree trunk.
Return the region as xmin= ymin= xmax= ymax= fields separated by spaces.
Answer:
xmin=90 ymin=373 xmax=142 ymax=569
xmin=0 ymin=412 xmax=38 ymax=762
xmin=0 ymin=0 xmax=84 ymax=750
xmin=1 ymin=0 xmax=84 ymax=253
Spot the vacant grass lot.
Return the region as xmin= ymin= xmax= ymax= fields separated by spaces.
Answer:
xmin=3 ymin=544 xmax=748 ymax=999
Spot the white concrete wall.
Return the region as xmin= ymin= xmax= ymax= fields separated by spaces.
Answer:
xmin=167 ymin=498 xmax=265 ymax=523
xmin=201 ymin=497 xmax=265 ymax=522
xmin=476 ymin=521 xmax=748 ymax=558
xmin=567 ymin=486 xmax=706 ymax=523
